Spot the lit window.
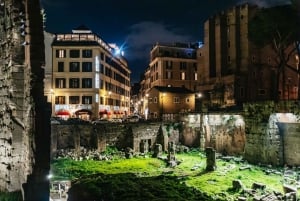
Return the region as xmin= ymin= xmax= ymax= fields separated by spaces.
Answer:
xmin=56 ymin=49 xmax=66 ymax=58
xmin=166 ymin=71 xmax=172 ymax=79
xmin=55 ymin=78 xmax=66 ymax=88
xmin=180 ymin=72 xmax=185 ymax=80
xmin=194 ymin=73 xmax=198 ymax=81
xmin=174 ymin=97 xmax=180 ymax=103
xmin=95 ymin=73 xmax=100 ymax=89
xmin=55 ymin=96 xmax=65 ymax=104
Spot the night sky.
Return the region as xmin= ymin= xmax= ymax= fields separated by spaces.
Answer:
xmin=40 ymin=0 xmax=291 ymax=83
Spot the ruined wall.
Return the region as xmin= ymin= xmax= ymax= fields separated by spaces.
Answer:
xmin=244 ymin=113 xmax=300 ymax=165
xmin=0 ymin=0 xmax=50 ymax=200
xmin=180 ymin=114 xmax=246 ymax=156
xmin=277 ymin=123 xmax=300 ymax=166
xmin=51 ymin=123 xmax=162 ymax=156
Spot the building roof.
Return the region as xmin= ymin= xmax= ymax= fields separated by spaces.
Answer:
xmin=153 ymin=86 xmax=194 ymax=94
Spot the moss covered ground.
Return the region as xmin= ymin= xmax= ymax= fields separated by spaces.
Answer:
xmin=51 ymin=150 xmax=293 ymax=201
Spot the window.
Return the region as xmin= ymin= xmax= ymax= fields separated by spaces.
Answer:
xmin=194 ymin=73 xmax=198 ymax=81
xmin=82 ymin=49 xmax=92 ymax=58
xmin=174 ymin=97 xmax=180 ymax=103
xmin=166 ymin=71 xmax=172 ymax=79
xmin=56 ymin=49 xmax=66 ymax=58
xmin=69 ymin=78 xmax=80 ymax=88
xmin=258 ymin=89 xmax=266 ymax=95
xmin=154 ymin=97 xmax=157 ymax=103
xmin=82 ymin=78 xmax=92 ymax=88
xmin=82 ymin=96 xmax=92 ymax=104
xmin=70 ymin=50 xmax=80 ymax=58
xmin=55 ymin=96 xmax=65 ymax=104
xmin=69 ymin=96 xmax=80 ymax=104
xmin=180 ymin=62 xmax=187 ymax=70
xmin=186 ymin=98 xmax=190 ymax=103
xmin=165 ymin=61 xmax=173 ymax=69
xmin=228 ymin=56 xmax=231 ymax=63
xmin=227 ymin=41 xmax=230 ymax=48
xmin=58 ymin=62 xmax=64 ymax=72
xmin=180 ymin=72 xmax=186 ymax=80
xmin=240 ymin=87 xmax=244 ymax=97
xmin=149 ymin=98 xmax=152 ymax=104
xmin=70 ymin=62 xmax=80 ymax=72
xmin=55 ymin=78 xmax=66 ymax=88
xmin=82 ymin=62 xmax=92 ymax=72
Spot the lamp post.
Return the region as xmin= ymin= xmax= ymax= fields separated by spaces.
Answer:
xmin=161 ymin=93 xmax=165 ymax=121
xmin=50 ymin=89 xmax=54 ymax=116
xmin=145 ymin=93 xmax=149 ymax=120
xmin=196 ymin=92 xmax=205 ymax=151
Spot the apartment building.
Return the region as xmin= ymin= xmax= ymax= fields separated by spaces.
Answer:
xmin=147 ymin=86 xmax=195 ymax=120
xmin=49 ymin=25 xmax=131 ymax=120
xmin=138 ymin=42 xmax=199 ymax=117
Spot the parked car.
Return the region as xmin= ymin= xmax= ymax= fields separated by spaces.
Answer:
xmin=92 ymin=118 xmax=109 ymax=125
xmin=125 ymin=115 xmax=140 ymax=122
xmin=108 ymin=118 xmax=123 ymax=123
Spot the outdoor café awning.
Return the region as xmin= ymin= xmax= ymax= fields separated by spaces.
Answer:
xmin=56 ymin=109 xmax=70 ymax=116
xmin=75 ymin=109 xmax=92 ymax=115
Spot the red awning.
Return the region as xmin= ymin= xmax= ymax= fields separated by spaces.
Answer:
xmin=99 ymin=110 xmax=108 ymax=115
xmin=75 ymin=109 xmax=92 ymax=115
xmin=56 ymin=110 xmax=70 ymax=116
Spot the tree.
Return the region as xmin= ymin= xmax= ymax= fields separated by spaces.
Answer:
xmin=248 ymin=4 xmax=299 ymax=100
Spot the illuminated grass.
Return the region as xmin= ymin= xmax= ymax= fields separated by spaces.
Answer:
xmin=51 ymin=152 xmax=287 ymax=200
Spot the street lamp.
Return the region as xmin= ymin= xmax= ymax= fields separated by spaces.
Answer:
xmin=50 ymin=89 xmax=54 ymax=116
xmin=145 ymin=93 xmax=149 ymax=120
xmin=196 ymin=92 xmax=205 ymax=150
xmin=161 ymin=93 xmax=165 ymax=120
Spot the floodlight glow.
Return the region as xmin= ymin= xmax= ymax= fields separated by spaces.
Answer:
xmin=47 ymin=174 xmax=53 ymax=180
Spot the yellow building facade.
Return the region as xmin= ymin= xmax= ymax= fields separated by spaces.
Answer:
xmin=50 ymin=26 xmax=131 ymax=120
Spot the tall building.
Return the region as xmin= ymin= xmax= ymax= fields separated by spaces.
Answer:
xmin=138 ymin=42 xmax=199 ymax=118
xmin=199 ymin=4 xmax=299 ymax=108
xmin=49 ymin=25 xmax=131 ymax=120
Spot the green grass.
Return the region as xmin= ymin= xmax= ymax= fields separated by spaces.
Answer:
xmin=51 ymin=152 xmax=289 ymax=200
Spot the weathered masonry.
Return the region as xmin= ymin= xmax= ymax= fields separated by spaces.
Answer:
xmin=0 ymin=0 xmax=50 ymax=200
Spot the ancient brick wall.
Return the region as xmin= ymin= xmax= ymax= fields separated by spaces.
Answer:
xmin=0 ymin=0 xmax=50 ymax=200
xmin=277 ymin=122 xmax=300 ymax=166
xmin=180 ymin=114 xmax=246 ymax=156
xmin=244 ymin=113 xmax=299 ymax=166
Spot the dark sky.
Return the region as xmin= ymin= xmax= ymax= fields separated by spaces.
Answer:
xmin=40 ymin=0 xmax=291 ymax=83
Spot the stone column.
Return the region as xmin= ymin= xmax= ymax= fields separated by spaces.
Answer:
xmin=205 ymin=147 xmax=216 ymax=171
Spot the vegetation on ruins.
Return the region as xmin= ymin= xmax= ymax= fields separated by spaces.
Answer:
xmin=51 ymin=149 xmax=297 ymax=201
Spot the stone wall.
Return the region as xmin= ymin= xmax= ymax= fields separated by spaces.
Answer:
xmin=244 ymin=112 xmax=299 ymax=166
xmin=51 ymin=112 xmax=300 ymax=167
xmin=277 ymin=122 xmax=300 ymax=166
xmin=180 ymin=114 xmax=246 ymax=155
xmin=51 ymin=115 xmax=246 ymax=158
xmin=0 ymin=0 xmax=50 ymax=200
xmin=51 ymin=123 xmax=162 ymax=157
